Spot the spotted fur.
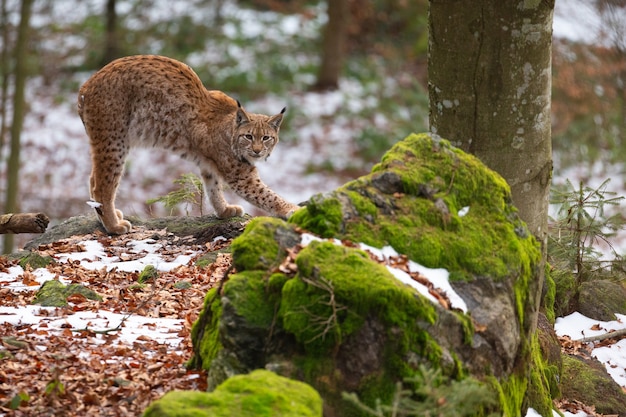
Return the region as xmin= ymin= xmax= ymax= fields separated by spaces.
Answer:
xmin=78 ymin=55 xmax=297 ymax=234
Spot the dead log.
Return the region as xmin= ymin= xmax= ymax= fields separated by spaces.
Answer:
xmin=0 ymin=213 xmax=49 ymax=234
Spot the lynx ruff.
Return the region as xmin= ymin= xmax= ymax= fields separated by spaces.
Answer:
xmin=77 ymin=55 xmax=299 ymax=234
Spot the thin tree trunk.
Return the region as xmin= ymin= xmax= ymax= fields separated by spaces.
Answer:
xmin=0 ymin=0 xmax=11 ymax=161
xmin=100 ymin=0 xmax=118 ymax=67
xmin=313 ymin=0 xmax=349 ymax=91
xmin=3 ymin=0 xmax=33 ymax=253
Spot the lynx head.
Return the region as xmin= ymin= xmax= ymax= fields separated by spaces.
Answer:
xmin=233 ymin=101 xmax=285 ymax=164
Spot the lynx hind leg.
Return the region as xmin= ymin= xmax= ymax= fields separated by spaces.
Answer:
xmin=88 ymin=149 xmax=132 ymax=234
xmin=201 ymin=170 xmax=244 ymax=218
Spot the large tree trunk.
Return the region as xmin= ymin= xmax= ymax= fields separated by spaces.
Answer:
xmin=313 ymin=0 xmax=349 ymax=91
xmin=429 ymin=1 xmax=553 ymax=241
xmin=428 ymin=0 xmax=554 ymax=410
xmin=3 ymin=0 xmax=33 ymax=253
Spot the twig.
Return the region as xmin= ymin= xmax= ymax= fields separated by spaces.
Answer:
xmin=295 ymin=273 xmax=347 ymax=344
xmin=581 ymin=327 xmax=626 ymax=344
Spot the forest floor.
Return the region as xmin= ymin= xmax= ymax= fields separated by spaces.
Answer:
xmin=0 ymin=219 xmax=622 ymax=416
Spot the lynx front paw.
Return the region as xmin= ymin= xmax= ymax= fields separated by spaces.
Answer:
xmin=216 ymin=205 xmax=245 ymax=219
xmin=280 ymin=204 xmax=300 ymax=220
xmin=103 ymin=219 xmax=132 ymax=235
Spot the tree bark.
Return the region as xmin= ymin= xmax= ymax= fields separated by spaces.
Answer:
xmin=0 ymin=213 xmax=49 ymax=234
xmin=428 ymin=0 xmax=554 ymax=409
xmin=428 ymin=1 xmax=553 ymax=285
xmin=100 ymin=0 xmax=118 ymax=67
xmin=0 ymin=0 xmax=10 ymax=156
xmin=429 ymin=1 xmax=553 ymax=241
xmin=313 ymin=0 xmax=349 ymax=91
xmin=3 ymin=0 xmax=33 ymax=253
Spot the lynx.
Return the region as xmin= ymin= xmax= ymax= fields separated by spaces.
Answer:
xmin=77 ymin=55 xmax=299 ymax=234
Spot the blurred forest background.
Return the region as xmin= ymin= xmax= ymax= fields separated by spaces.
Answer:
xmin=0 ymin=0 xmax=624 ymax=256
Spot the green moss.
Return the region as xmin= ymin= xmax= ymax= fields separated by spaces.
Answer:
xmin=223 ymin=271 xmax=276 ymax=328
xmin=143 ymin=370 xmax=322 ymax=417
xmin=190 ymin=133 xmax=548 ymax=416
xmin=281 ymin=241 xmax=437 ymax=357
xmin=231 ymin=217 xmax=299 ymax=271
xmin=492 ymin=374 xmax=526 ymax=417
xmin=343 ymin=189 xmax=379 ymax=218
xmin=174 ymin=280 xmax=192 ymax=290
xmin=138 ymin=265 xmax=158 ymax=283
xmin=543 ymin=266 xmax=556 ymax=324
xmin=526 ymin=334 xmax=559 ymax=416
xmin=33 ymin=280 xmax=102 ymax=307
xmin=560 ymin=355 xmax=626 ymax=414
xmin=291 ymin=133 xmax=540 ymax=284
xmin=18 ymin=252 xmax=53 ymax=269
xmin=189 ymin=288 xmax=223 ymax=370
xmin=289 ymin=194 xmax=343 ymax=238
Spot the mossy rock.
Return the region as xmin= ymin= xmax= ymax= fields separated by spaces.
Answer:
xmin=578 ymin=279 xmax=626 ymax=321
xmin=191 ymin=133 xmax=552 ymax=416
xmin=560 ymin=355 xmax=626 ymax=416
xmin=18 ymin=252 xmax=53 ymax=269
xmin=290 ymin=133 xmax=536 ymax=284
xmin=143 ymin=369 xmax=322 ymax=417
xmin=33 ymin=280 xmax=102 ymax=307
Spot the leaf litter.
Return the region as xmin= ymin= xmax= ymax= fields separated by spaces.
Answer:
xmin=1 ymin=225 xmax=623 ymax=416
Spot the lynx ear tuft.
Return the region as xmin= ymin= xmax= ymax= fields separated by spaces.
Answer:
xmin=268 ymin=110 xmax=285 ymax=131
xmin=236 ymin=102 xmax=250 ymax=126
xmin=280 ymin=107 xmax=286 ymax=114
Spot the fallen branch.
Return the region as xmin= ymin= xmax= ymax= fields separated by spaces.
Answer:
xmin=0 ymin=212 xmax=49 ymax=234
xmin=581 ymin=327 xmax=626 ymax=343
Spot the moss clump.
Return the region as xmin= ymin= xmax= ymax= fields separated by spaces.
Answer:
xmin=223 ymin=271 xmax=278 ymax=329
xmin=173 ymin=280 xmax=192 ymax=290
xmin=542 ymin=266 xmax=557 ymax=324
xmin=525 ymin=334 xmax=559 ymax=416
xmin=230 ymin=217 xmax=299 ymax=271
xmin=138 ymin=265 xmax=158 ymax=283
xmin=289 ymin=194 xmax=343 ymax=238
xmin=282 ymin=241 xmax=437 ymax=357
xmin=18 ymin=252 xmax=52 ymax=269
xmin=189 ymin=288 xmax=223 ymax=370
xmin=279 ymin=240 xmax=447 ymax=414
xmin=290 ymin=133 xmax=540 ymax=283
xmin=560 ymin=355 xmax=626 ymax=415
xmin=143 ymin=370 xmax=323 ymax=417
xmin=33 ymin=280 xmax=102 ymax=307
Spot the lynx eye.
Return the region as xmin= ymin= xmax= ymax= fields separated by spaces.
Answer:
xmin=244 ymin=134 xmax=253 ymax=140
xmin=262 ymin=135 xmax=272 ymax=142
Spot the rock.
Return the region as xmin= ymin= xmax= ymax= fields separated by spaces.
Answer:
xmin=17 ymin=252 xmax=53 ymax=269
xmin=190 ymin=133 xmax=554 ymax=416
xmin=23 ymin=213 xmax=249 ymax=249
xmin=578 ymin=279 xmax=626 ymax=321
xmin=560 ymin=355 xmax=626 ymax=416
xmin=142 ymin=369 xmax=322 ymax=417
xmin=34 ymin=280 xmax=102 ymax=307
